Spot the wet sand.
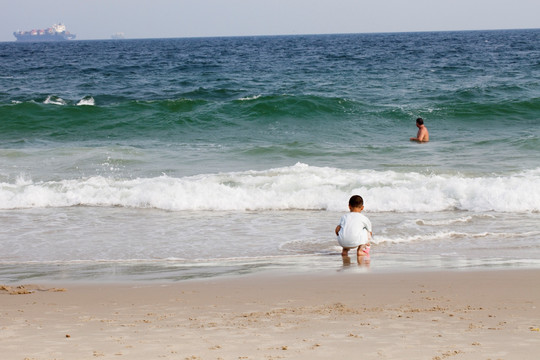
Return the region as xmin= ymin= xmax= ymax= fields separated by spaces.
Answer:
xmin=2 ymin=269 xmax=540 ymax=359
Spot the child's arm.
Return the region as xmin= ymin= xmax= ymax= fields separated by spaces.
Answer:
xmin=335 ymin=225 xmax=341 ymax=236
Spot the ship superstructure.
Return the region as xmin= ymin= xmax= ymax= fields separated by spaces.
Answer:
xmin=13 ymin=23 xmax=76 ymax=42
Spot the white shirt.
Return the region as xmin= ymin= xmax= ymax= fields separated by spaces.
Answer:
xmin=337 ymin=212 xmax=372 ymax=248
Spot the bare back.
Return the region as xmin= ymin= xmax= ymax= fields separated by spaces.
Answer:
xmin=416 ymin=126 xmax=429 ymax=142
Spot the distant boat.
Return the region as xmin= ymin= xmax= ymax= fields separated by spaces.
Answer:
xmin=111 ymin=32 xmax=125 ymax=40
xmin=13 ymin=23 xmax=76 ymax=42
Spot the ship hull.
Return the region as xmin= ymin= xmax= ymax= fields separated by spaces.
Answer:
xmin=13 ymin=33 xmax=76 ymax=42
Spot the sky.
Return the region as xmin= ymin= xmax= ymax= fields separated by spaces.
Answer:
xmin=1 ymin=0 xmax=539 ymax=42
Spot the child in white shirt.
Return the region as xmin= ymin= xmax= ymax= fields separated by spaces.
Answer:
xmin=335 ymin=195 xmax=372 ymax=258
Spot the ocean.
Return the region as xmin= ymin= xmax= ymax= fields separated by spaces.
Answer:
xmin=1 ymin=30 xmax=539 ymax=283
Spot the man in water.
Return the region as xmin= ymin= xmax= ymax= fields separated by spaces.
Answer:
xmin=410 ymin=118 xmax=429 ymax=142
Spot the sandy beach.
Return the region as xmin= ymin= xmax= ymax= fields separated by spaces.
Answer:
xmin=1 ymin=269 xmax=540 ymax=360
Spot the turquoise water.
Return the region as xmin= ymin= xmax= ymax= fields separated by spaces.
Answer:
xmin=1 ymin=30 xmax=539 ymax=282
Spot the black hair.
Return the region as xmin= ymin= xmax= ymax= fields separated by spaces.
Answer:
xmin=416 ymin=118 xmax=424 ymax=125
xmin=349 ymin=195 xmax=364 ymax=208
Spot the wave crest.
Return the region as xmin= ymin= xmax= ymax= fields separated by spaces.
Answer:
xmin=1 ymin=164 xmax=539 ymax=213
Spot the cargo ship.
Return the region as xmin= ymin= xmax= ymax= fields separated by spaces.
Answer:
xmin=13 ymin=23 xmax=76 ymax=42
xmin=111 ymin=32 xmax=125 ymax=40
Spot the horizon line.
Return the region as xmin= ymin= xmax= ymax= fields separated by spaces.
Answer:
xmin=2 ymin=27 xmax=539 ymax=43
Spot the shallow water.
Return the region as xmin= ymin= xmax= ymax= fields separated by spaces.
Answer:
xmin=1 ymin=30 xmax=539 ymax=282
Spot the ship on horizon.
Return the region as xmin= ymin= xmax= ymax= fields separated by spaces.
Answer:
xmin=111 ymin=32 xmax=126 ymax=40
xmin=13 ymin=23 xmax=76 ymax=42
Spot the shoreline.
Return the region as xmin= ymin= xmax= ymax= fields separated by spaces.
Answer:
xmin=2 ymin=268 xmax=540 ymax=359
xmin=3 ymin=250 xmax=540 ymax=284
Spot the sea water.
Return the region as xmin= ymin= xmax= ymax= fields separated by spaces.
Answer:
xmin=1 ymin=30 xmax=539 ymax=282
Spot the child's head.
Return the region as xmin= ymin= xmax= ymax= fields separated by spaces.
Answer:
xmin=348 ymin=195 xmax=364 ymax=211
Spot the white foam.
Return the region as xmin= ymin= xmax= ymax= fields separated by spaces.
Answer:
xmin=43 ymin=95 xmax=66 ymax=105
xmin=1 ymin=164 xmax=539 ymax=212
xmin=76 ymin=96 xmax=95 ymax=106
xmin=416 ymin=216 xmax=473 ymax=226
xmin=237 ymin=94 xmax=261 ymax=101
xmin=373 ymin=230 xmax=503 ymax=245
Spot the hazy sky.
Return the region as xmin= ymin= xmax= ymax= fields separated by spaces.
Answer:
xmin=1 ymin=0 xmax=539 ymax=42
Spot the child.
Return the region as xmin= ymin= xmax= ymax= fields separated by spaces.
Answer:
xmin=335 ymin=195 xmax=373 ymax=258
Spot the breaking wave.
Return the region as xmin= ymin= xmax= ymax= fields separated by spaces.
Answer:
xmin=1 ymin=163 xmax=539 ymax=213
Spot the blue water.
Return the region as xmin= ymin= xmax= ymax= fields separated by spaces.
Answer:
xmin=1 ymin=30 xmax=539 ymax=282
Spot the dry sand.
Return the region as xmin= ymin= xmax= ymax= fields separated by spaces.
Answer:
xmin=1 ymin=269 xmax=540 ymax=360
